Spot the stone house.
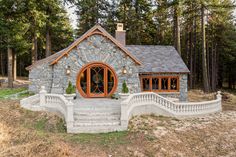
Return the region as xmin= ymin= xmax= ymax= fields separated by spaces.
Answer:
xmin=27 ymin=24 xmax=189 ymax=101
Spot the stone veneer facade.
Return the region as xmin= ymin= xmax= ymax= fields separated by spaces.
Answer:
xmin=29 ymin=34 xmax=188 ymax=101
xmin=29 ymin=35 xmax=141 ymax=96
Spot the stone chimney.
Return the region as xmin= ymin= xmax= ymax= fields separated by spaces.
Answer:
xmin=115 ymin=23 xmax=126 ymax=46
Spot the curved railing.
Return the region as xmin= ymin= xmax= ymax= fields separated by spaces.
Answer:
xmin=20 ymin=86 xmax=74 ymax=131
xmin=20 ymin=94 xmax=40 ymax=110
xmin=120 ymin=91 xmax=222 ymax=127
xmin=44 ymin=94 xmax=73 ymax=122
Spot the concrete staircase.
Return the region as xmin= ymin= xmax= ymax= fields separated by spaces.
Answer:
xmin=71 ymin=100 xmax=126 ymax=133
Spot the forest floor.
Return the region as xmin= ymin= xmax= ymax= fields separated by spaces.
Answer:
xmin=0 ymin=89 xmax=236 ymax=157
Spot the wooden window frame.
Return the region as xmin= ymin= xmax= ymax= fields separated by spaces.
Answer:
xmin=140 ymin=75 xmax=179 ymax=92
xmin=76 ymin=62 xmax=118 ymax=98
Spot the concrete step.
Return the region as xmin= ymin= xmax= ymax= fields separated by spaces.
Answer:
xmin=75 ymin=104 xmax=121 ymax=107
xmin=68 ymin=125 xmax=127 ymax=133
xmin=74 ymin=114 xmax=120 ymax=121
xmin=74 ymin=107 xmax=121 ymax=112
xmin=74 ymin=110 xmax=121 ymax=116
xmin=74 ymin=120 xmax=120 ymax=127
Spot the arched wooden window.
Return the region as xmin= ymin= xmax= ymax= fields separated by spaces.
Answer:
xmin=77 ymin=62 xmax=118 ymax=98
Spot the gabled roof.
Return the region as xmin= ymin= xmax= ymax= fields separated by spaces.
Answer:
xmin=50 ymin=25 xmax=142 ymax=65
xmin=26 ymin=49 xmax=65 ymax=70
xmin=26 ymin=25 xmax=189 ymax=74
xmin=126 ymin=45 xmax=190 ymax=73
xmin=26 ymin=25 xmax=142 ymax=70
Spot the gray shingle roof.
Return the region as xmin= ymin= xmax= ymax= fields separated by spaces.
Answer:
xmin=126 ymin=45 xmax=190 ymax=73
xmin=26 ymin=49 xmax=65 ymax=70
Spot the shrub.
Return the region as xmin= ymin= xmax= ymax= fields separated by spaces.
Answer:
xmin=66 ymin=81 xmax=76 ymax=94
xmin=122 ymin=81 xmax=129 ymax=93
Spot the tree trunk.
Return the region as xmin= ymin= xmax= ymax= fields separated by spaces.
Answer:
xmin=211 ymin=43 xmax=216 ymax=91
xmin=215 ymin=44 xmax=219 ymax=88
xmin=189 ymin=27 xmax=193 ymax=89
xmin=31 ymin=32 xmax=38 ymax=64
xmin=193 ymin=15 xmax=197 ymax=88
xmin=174 ymin=5 xmax=181 ymax=55
xmin=13 ymin=52 xmax=17 ymax=80
xmin=0 ymin=51 xmax=4 ymax=76
xmin=206 ymin=41 xmax=211 ymax=90
xmin=46 ymin=25 xmax=52 ymax=57
xmin=201 ymin=5 xmax=210 ymax=92
xmin=8 ymin=47 xmax=13 ymax=88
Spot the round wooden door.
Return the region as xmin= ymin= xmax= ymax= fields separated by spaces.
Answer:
xmin=77 ymin=62 xmax=118 ymax=98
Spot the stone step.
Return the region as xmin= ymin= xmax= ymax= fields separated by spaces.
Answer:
xmin=74 ymin=114 xmax=120 ymax=121
xmin=74 ymin=110 xmax=120 ymax=116
xmin=74 ymin=120 xmax=120 ymax=127
xmin=74 ymin=107 xmax=121 ymax=112
xmin=75 ymin=104 xmax=121 ymax=107
xmin=68 ymin=125 xmax=127 ymax=133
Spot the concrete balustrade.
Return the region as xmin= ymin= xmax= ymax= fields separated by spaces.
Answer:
xmin=21 ymin=86 xmax=75 ymax=132
xmin=121 ymin=91 xmax=222 ymax=129
xmin=21 ymin=87 xmax=222 ymax=133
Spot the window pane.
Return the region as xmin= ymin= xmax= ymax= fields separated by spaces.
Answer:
xmin=90 ymin=67 xmax=104 ymax=94
xmin=142 ymin=78 xmax=150 ymax=91
xmin=161 ymin=78 xmax=168 ymax=90
xmin=107 ymin=70 xmax=114 ymax=94
xmin=170 ymin=78 xmax=177 ymax=90
xmin=80 ymin=69 xmax=87 ymax=93
xmin=152 ymin=78 xmax=159 ymax=90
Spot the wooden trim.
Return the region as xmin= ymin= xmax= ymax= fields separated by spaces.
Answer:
xmin=87 ymin=67 xmax=90 ymax=96
xmin=76 ymin=62 xmax=118 ymax=98
xmin=140 ymin=75 xmax=179 ymax=93
xmin=50 ymin=25 xmax=142 ymax=66
xmin=104 ymin=67 xmax=108 ymax=96
xmin=168 ymin=78 xmax=170 ymax=90
xmin=158 ymin=78 xmax=161 ymax=90
xmin=139 ymin=72 xmax=190 ymax=74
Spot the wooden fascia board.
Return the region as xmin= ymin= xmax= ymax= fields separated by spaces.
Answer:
xmin=139 ymin=72 xmax=190 ymax=75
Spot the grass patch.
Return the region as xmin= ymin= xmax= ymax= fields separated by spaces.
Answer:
xmin=29 ymin=115 xmax=66 ymax=133
xmin=18 ymin=91 xmax=34 ymax=98
xmin=65 ymin=131 xmax=130 ymax=148
xmin=56 ymin=119 xmax=67 ymax=133
xmin=34 ymin=117 xmax=48 ymax=131
xmin=0 ymin=87 xmax=27 ymax=98
xmin=145 ymin=134 xmax=156 ymax=141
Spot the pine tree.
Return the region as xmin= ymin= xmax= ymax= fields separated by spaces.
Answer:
xmin=75 ymin=0 xmax=110 ymax=36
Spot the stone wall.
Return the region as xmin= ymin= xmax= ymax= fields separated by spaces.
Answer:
xmin=29 ymin=63 xmax=53 ymax=93
xmin=28 ymin=34 xmax=188 ymax=101
xmin=179 ymin=74 xmax=188 ymax=101
xmin=29 ymin=34 xmax=141 ymax=95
